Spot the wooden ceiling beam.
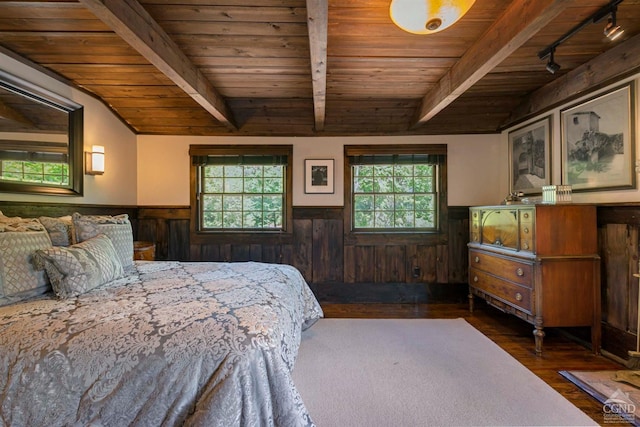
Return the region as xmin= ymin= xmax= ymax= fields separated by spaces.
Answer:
xmin=505 ymin=33 xmax=640 ymax=127
xmin=77 ymin=0 xmax=237 ymax=131
xmin=411 ymin=0 xmax=570 ymax=129
xmin=306 ymin=0 xmax=328 ymax=131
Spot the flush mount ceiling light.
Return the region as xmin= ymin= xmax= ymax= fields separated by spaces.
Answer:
xmin=390 ymin=0 xmax=476 ymax=35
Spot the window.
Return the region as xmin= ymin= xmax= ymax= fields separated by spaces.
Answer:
xmin=0 ymin=140 xmax=70 ymax=187
xmin=346 ymin=144 xmax=447 ymax=236
xmin=1 ymin=160 xmax=69 ymax=185
xmin=190 ymin=145 xmax=292 ymax=233
xmin=352 ymin=161 xmax=437 ymax=229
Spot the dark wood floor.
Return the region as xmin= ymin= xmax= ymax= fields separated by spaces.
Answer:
xmin=320 ymin=301 xmax=630 ymax=426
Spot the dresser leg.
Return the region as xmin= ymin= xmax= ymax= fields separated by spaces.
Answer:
xmin=468 ymin=290 xmax=474 ymax=313
xmin=533 ymin=327 xmax=545 ymax=356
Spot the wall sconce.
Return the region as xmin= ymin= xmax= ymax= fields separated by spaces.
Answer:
xmin=85 ymin=145 xmax=105 ymax=175
xmin=390 ymin=0 xmax=476 ymax=35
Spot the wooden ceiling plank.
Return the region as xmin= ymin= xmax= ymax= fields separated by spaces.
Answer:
xmin=140 ymin=0 xmax=306 ymax=6
xmin=411 ymin=0 xmax=571 ymax=129
xmin=77 ymin=0 xmax=237 ymax=131
xmin=0 ymin=2 xmax=95 ymax=19
xmin=144 ymin=5 xmax=308 ymax=23
xmin=306 ymin=0 xmax=328 ymax=131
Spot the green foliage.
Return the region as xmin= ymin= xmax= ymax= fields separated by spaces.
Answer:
xmin=201 ymin=164 xmax=285 ymax=230
xmin=0 ymin=160 xmax=69 ymax=185
xmin=352 ymin=163 xmax=437 ymax=230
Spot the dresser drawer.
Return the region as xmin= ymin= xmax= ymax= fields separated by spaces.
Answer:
xmin=469 ymin=268 xmax=533 ymax=313
xmin=469 ymin=249 xmax=533 ymax=287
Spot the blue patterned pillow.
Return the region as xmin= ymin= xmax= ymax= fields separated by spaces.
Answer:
xmin=34 ymin=234 xmax=124 ymax=299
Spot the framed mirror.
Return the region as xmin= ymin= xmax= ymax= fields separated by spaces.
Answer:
xmin=0 ymin=69 xmax=83 ymax=196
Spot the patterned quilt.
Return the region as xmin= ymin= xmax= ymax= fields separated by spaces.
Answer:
xmin=0 ymin=261 xmax=323 ymax=426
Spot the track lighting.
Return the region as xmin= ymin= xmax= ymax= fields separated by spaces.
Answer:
xmin=603 ymin=9 xmax=624 ymax=40
xmin=538 ymin=0 xmax=624 ymax=74
xmin=545 ymin=49 xmax=560 ymax=74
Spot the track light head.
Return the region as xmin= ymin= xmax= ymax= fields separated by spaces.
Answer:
xmin=546 ymin=60 xmax=560 ymax=74
xmin=604 ymin=10 xmax=624 ymax=40
xmin=545 ymin=49 xmax=560 ymax=74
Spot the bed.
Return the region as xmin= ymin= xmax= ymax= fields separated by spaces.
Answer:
xmin=0 ymin=212 xmax=323 ymax=426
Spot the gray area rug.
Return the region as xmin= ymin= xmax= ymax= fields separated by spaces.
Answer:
xmin=293 ymin=318 xmax=597 ymax=426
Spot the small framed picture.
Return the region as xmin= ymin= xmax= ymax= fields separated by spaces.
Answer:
xmin=305 ymin=159 xmax=334 ymax=194
xmin=508 ymin=115 xmax=552 ymax=195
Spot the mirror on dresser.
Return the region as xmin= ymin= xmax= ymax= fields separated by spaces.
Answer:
xmin=0 ymin=69 xmax=83 ymax=196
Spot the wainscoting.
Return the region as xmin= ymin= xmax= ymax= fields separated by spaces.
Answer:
xmin=1 ymin=201 xmax=639 ymax=359
xmin=136 ymin=205 xmax=470 ymax=300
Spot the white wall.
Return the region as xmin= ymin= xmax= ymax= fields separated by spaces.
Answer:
xmin=501 ymin=73 xmax=640 ymax=204
xmin=0 ymin=52 xmax=137 ymax=205
xmin=137 ymin=134 xmax=503 ymax=207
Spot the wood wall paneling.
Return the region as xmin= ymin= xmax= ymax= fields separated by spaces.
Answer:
xmin=602 ymin=224 xmax=632 ymax=331
xmin=312 ymin=217 xmax=343 ymax=283
xmin=597 ymin=207 xmax=640 ymax=360
xmin=292 ymin=218 xmax=313 ymax=282
xmin=447 ymin=214 xmax=469 ymax=283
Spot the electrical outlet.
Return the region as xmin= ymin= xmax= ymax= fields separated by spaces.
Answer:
xmin=412 ymin=266 xmax=421 ymax=278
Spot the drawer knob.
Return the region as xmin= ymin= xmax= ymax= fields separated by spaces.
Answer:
xmin=516 ymin=268 xmax=524 ymax=276
xmin=515 ymin=292 xmax=523 ymax=301
xmin=474 ymin=256 xmax=480 ymax=263
xmin=473 ymin=276 xmax=478 ymax=283
xmin=523 ymin=227 xmax=529 ymax=233
xmin=523 ymin=242 xmax=529 ymax=250
xmin=523 ymin=213 xmax=529 ymax=219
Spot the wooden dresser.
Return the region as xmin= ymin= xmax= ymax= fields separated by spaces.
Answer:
xmin=468 ymin=204 xmax=600 ymax=355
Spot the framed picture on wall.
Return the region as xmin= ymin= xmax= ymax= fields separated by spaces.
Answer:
xmin=561 ymin=82 xmax=636 ymax=192
xmin=305 ymin=159 xmax=334 ymax=194
xmin=508 ymin=115 xmax=552 ymax=195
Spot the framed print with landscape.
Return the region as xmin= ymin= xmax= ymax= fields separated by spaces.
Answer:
xmin=304 ymin=159 xmax=334 ymax=194
xmin=561 ymin=82 xmax=636 ymax=192
xmin=508 ymin=116 xmax=551 ymax=195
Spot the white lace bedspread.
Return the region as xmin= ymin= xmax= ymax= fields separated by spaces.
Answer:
xmin=0 ymin=261 xmax=323 ymax=426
